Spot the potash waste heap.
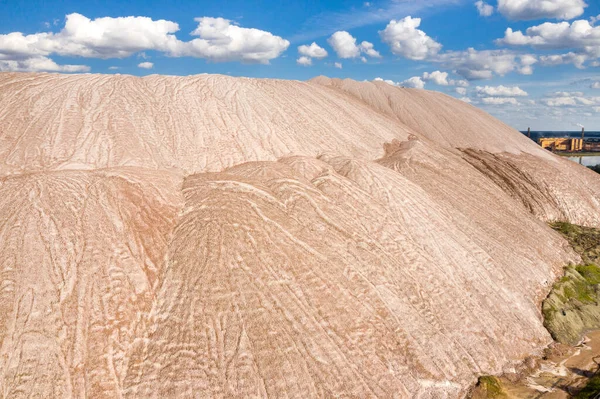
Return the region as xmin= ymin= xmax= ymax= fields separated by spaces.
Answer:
xmin=0 ymin=72 xmax=600 ymax=398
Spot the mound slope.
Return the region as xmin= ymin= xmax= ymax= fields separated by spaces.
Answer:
xmin=0 ymin=72 xmax=599 ymax=398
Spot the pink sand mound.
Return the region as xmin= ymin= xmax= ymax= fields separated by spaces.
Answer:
xmin=1 ymin=72 xmax=599 ymax=398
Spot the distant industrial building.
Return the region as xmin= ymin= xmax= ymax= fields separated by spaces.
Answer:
xmin=584 ymin=138 xmax=600 ymax=152
xmin=539 ymin=137 xmax=584 ymax=152
xmin=537 ymin=126 xmax=600 ymax=153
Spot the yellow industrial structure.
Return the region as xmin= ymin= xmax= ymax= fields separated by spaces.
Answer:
xmin=538 ymin=137 xmax=584 ymax=152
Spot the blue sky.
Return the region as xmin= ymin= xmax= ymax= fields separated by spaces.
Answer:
xmin=1 ymin=0 xmax=599 ymax=130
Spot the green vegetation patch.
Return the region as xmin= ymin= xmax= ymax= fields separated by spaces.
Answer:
xmin=550 ymin=222 xmax=600 ymax=265
xmin=542 ymin=264 xmax=600 ymax=328
xmin=575 ymin=374 xmax=600 ymax=399
xmin=474 ymin=376 xmax=506 ymax=398
xmin=577 ymin=264 xmax=600 ymax=285
xmin=542 ymin=223 xmax=600 ymax=344
xmin=589 ymin=164 xmax=600 ymax=174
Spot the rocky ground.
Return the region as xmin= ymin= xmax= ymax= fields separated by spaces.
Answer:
xmin=472 ymin=223 xmax=600 ymax=398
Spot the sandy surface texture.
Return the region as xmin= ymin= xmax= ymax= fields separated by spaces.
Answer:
xmin=1 ymin=72 xmax=600 ymax=398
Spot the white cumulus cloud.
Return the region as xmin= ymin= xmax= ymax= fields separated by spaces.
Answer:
xmin=377 ymin=73 xmax=467 ymax=91
xmin=591 ymin=81 xmax=600 ymax=88
xmin=328 ymin=31 xmax=360 ymax=58
xmin=497 ymin=19 xmax=600 ymax=69
xmin=497 ymin=0 xmax=587 ymax=21
xmin=542 ymin=96 xmax=578 ymax=106
xmin=539 ymin=52 xmax=589 ymax=68
xmin=475 ymin=1 xmax=495 ymax=17
xmin=334 ymin=62 xmax=342 ymax=69
xmin=498 ymin=19 xmax=600 ymax=55
xmin=0 ymin=13 xmax=290 ymax=70
xmin=359 ymin=41 xmax=381 ymax=58
xmin=379 ymin=17 xmax=442 ymax=60
xmin=548 ymin=91 xmax=585 ymax=96
xmin=297 ymin=56 xmax=312 ymax=66
xmin=452 ymin=79 xmax=470 ymax=87
xmin=422 ymin=70 xmax=449 ymax=85
xmin=138 ymin=61 xmax=153 ymax=69
xmin=476 ymin=85 xmax=529 ymax=96
xmin=172 ymin=17 xmax=289 ymax=63
xmin=0 ymin=56 xmax=89 ymax=72
xmin=434 ymin=48 xmax=537 ymax=80
xmin=327 ymin=31 xmax=381 ymax=60
xmin=0 ymin=13 xmax=181 ymax=60
xmin=297 ymin=42 xmax=328 ymax=66
xmin=298 ymin=42 xmax=328 ymax=59
xmin=541 ymin=93 xmax=600 ymax=106
xmin=481 ymin=97 xmax=520 ymax=105
xmin=519 ymin=54 xmax=538 ymax=74
xmin=401 ymin=76 xmax=426 ymax=89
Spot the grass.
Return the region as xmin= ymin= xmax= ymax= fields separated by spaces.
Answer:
xmin=577 ymin=264 xmax=600 ymax=285
xmin=564 ymin=270 xmax=596 ymax=303
xmin=543 ymin=264 xmax=600 ymax=307
xmin=542 ymin=223 xmax=600 ymax=344
xmin=541 ymin=265 xmax=600 ymax=328
xmin=550 ymin=222 xmax=600 ymax=265
xmin=476 ymin=376 xmax=505 ymax=398
xmin=575 ymin=374 xmax=600 ymax=399
xmin=552 ymin=221 xmax=579 ymax=235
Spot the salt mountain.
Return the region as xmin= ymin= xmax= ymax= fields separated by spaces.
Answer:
xmin=0 ymin=72 xmax=599 ymax=398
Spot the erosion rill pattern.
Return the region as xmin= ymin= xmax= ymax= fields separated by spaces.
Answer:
xmin=0 ymin=168 xmax=182 ymax=398
xmin=0 ymin=73 xmax=408 ymax=173
xmin=1 ymin=73 xmax=600 ymax=398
